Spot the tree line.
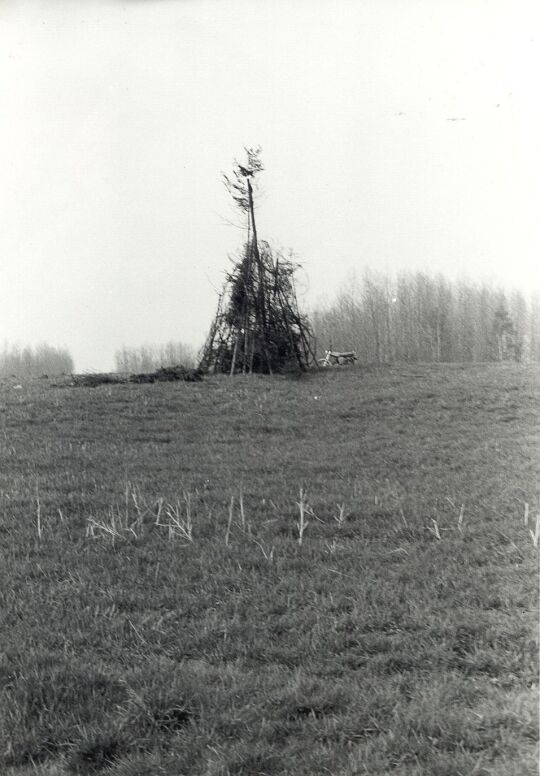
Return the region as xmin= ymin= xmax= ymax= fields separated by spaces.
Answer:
xmin=311 ymin=271 xmax=540 ymax=363
xmin=0 ymin=343 xmax=74 ymax=377
xmin=0 ymin=341 xmax=197 ymax=378
xmin=3 ymin=273 xmax=537 ymax=377
xmin=114 ymin=342 xmax=196 ymax=373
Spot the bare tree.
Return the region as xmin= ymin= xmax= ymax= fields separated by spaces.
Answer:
xmin=312 ymin=271 xmax=535 ymax=364
xmin=114 ymin=342 xmax=196 ymax=373
xmin=0 ymin=343 xmax=74 ymax=376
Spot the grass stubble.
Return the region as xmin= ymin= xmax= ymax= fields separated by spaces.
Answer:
xmin=0 ymin=363 xmax=538 ymax=775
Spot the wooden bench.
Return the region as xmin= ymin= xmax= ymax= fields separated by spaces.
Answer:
xmin=318 ymin=350 xmax=358 ymax=367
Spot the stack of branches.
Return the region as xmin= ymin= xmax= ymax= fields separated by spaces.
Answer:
xmin=71 ymin=366 xmax=202 ymax=387
xmin=129 ymin=366 xmax=203 ymax=383
xmin=200 ymin=241 xmax=316 ymax=375
xmin=71 ymin=373 xmax=126 ymax=387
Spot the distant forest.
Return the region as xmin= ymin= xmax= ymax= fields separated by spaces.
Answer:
xmin=312 ymin=271 xmax=539 ymax=364
xmin=2 ymin=274 xmax=537 ymax=378
xmin=0 ymin=343 xmax=73 ymax=377
xmin=114 ymin=342 xmax=196 ymax=373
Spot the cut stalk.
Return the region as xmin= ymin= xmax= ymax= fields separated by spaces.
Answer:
xmin=225 ymin=495 xmax=234 ymax=547
xmin=36 ymin=484 xmax=42 ymax=542
xmin=296 ymin=488 xmax=310 ymax=546
xmin=530 ymin=514 xmax=540 ymax=547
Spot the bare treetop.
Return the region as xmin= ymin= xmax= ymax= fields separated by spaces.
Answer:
xmin=222 ymin=146 xmax=264 ymax=213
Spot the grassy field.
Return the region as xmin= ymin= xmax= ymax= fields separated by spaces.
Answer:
xmin=0 ymin=362 xmax=538 ymax=776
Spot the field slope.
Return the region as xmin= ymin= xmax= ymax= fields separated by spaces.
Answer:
xmin=0 ymin=363 xmax=538 ymax=775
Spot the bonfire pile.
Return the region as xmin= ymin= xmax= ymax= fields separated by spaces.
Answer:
xmin=200 ymin=242 xmax=316 ymax=375
xmin=199 ymin=148 xmax=316 ymax=375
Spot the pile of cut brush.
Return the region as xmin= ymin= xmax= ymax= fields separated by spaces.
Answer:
xmin=71 ymin=366 xmax=203 ymax=388
xmin=70 ymin=373 xmax=121 ymax=387
xmin=129 ymin=365 xmax=203 ymax=383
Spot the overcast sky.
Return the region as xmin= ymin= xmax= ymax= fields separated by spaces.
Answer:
xmin=1 ymin=0 xmax=538 ymax=370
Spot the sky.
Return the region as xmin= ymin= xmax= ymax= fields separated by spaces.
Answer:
xmin=0 ymin=0 xmax=538 ymax=371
